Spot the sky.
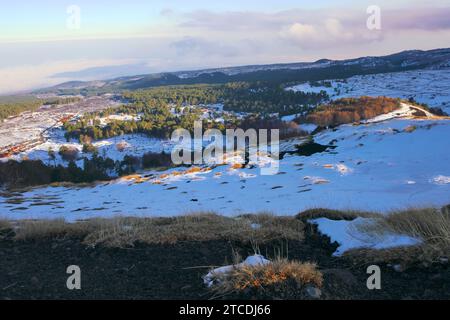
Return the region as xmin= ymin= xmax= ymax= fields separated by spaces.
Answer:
xmin=1 ymin=0 xmax=450 ymax=94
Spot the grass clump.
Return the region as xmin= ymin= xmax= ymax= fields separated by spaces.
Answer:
xmin=14 ymin=219 xmax=99 ymax=241
xmin=209 ymin=256 xmax=323 ymax=299
xmin=83 ymin=213 xmax=304 ymax=247
xmin=404 ymin=125 xmax=417 ymax=133
xmin=0 ymin=219 xmax=11 ymax=231
xmin=11 ymin=213 xmax=304 ymax=248
xmin=348 ymin=207 xmax=450 ymax=263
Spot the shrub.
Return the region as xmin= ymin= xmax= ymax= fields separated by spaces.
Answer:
xmin=404 ymin=125 xmax=417 ymax=133
xmin=429 ymin=107 xmax=448 ymax=116
xmin=116 ymin=141 xmax=130 ymax=152
xmin=142 ymin=152 xmax=172 ymax=169
xmin=82 ymin=143 xmax=97 ymax=153
xmin=0 ymin=159 xmax=54 ymax=187
xmin=79 ymin=134 xmax=92 ymax=145
xmin=59 ymin=145 xmax=79 ymax=161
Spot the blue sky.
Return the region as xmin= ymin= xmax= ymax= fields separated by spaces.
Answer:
xmin=1 ymin=0 xmax=450 ymax=93
xmin=1 ymin=0 xmax=434 ymax=38
xmin=2 ymin=0 xmax=369 ymax=40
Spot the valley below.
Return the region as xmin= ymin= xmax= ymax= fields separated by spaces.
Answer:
xmin=1 ymin=52 xmax=450 ymax=300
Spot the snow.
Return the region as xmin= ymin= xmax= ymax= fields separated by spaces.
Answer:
xmin=299 ymin=123 xmax=318 ymax=133
xmin=1 ymin=101 xmax=245 ymax=165
xmin=364 ymin=103 xmax=436 ymax=124
xmin=364 ymin=103 xmax=412 ymax=123
xmin=281 ymin=114 xmax=298 ymax=122
xmin=98 ymin=114 xmax=141 ymax=126
xmin=2 ymin=68 xmax=450 ymax=221
xmin=207 ymin=103 xmax=224 ymax=111
xmin=203 ymin=254 xmax=271 ymax=287
xmin=432 ymin=175 xmax=450 ymax=185
xmin=0 ymin=96 xmax=122 ymax=149
xmin=303 ymin=176 xmax=330 ymax=185
xmin=2 ymin=117 xmax=450 ymax=221
xmin=310 ymin=217 xmax=422 ymax=256
xmin=335 ymin=164 xmax=353 ymax=175
xmin=285 ymin=68 xmax=450 ymax=113
xmin=288 ymin=82 xmax=335 ymax=96
xmin=7 ymin=129 xmax=173 ymax=166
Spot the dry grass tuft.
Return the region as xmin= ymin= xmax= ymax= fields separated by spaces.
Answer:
xmin=0 ymin=219 xmax=11 ymax=231
xmin=209 ymin=258 xmax=323 ymax=297
xmin=404 ymin=125 xmax=417 ymax=133
xmin=83 ymin=213 xmax=304 ymax=247
xmin=14 ymin=219 xmax=98 ymax=241
xmin=116 ymin=141 xmax=130 ymax=152
xmin=348 ymin=207 xmax=450 ymax=263
xmin=357 ymin=208 xmax=450 ymax=247
xmin=239 ymin=213 xmax=305 ymax=242
xmin=185 ymin=166 xmax=202 ymax=174
xmin=11 ymin=213 xmax=304 ymax=248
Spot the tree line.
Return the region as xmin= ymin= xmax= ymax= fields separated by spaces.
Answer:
xmin=62 ymin=82 xmax=325 ymax=141
xmin=302 ymin=96 xmax=401 ymax=127
xmin=0 ymin=151 xmax=174 ymax=188
xmin=0 ymin=96 xmax=42 ymax=122
xmin=0 ymin=95 xmax=82 ymax=122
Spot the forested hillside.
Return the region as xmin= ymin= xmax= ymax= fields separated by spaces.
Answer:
xmin=303 ymin=96 xmax=401 ymax=127
xmin=63 ymin=83 xmax=323 ymax=141
xmin=0 ymin=96 xmax=42 ymax=122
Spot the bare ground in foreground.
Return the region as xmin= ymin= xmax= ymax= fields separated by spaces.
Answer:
xmin=0 ymin=210 xmax=449 ymax=300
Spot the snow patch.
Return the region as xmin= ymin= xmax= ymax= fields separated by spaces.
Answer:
xmin=310 ymin=217 xmax=422 ymax=256
xmin=3 ymin=118 xmax=450 ymax=220
xmin=304 ymin=176 xmax=330 ymax=185
xmin=299 ymin=123 xmax=318 ymax=133
xmin=281 ymin=114 xmax=298 ymax=122
xmin=287 ymin=69 xmax=450 ymax=114
xmin=203 ymin=254 xmax=271 ymax=287
xmin=432 ymin=175 xmax=450 ymax=185
xmin=335 ymin=164 xmax=353 ymax=175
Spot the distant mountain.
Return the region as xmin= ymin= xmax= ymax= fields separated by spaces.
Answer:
xmin=36 ymin=48 xmax=450 ymax=95
xmin=51 ymin=63 xmax=152 ymax=82
xmin=172 ymin=48 xmax=450 ymax=77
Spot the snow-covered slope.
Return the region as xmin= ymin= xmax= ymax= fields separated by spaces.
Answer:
xmin=287 ymin=69 xmax=450 ymax=113
xmin=6 ymin=130 xmax=174 ymax=167
xmin=2 ymin=116 xmax=449 ymax=221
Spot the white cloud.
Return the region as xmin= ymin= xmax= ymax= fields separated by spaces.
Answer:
xmin=2 ymin=5 xmax=450 ymax=93
xmin=0 ymin=59 xmax=138 ymax=94
xmin=280 ymin=16 xmax=383 ymax=50
xmin=282 ymin=23 xmax=319 ymax=41
xmin=325 ymin=19 xmax=349 ymax=38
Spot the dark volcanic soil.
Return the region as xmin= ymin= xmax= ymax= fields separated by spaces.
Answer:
xmin=0 ymin=226 xmax=448 ymax=300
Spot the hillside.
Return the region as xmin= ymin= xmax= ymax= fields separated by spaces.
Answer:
xmin=303 ymin=96 xmax=401 ymax=127
xmin=34 ymin=48 xmax=450 ymax=96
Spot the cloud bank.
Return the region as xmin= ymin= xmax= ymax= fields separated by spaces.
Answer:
xmin=1 ymin=4 xmax=450 ymax=94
